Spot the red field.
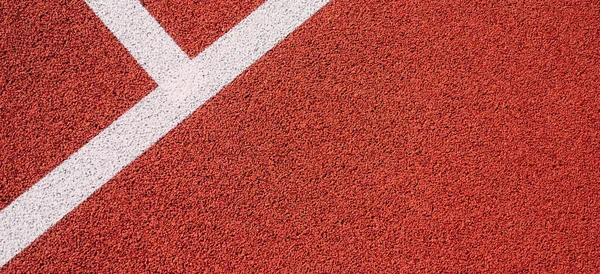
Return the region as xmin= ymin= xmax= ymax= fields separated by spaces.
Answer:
xmin=1 ymin=0 xmax=599 ymax=272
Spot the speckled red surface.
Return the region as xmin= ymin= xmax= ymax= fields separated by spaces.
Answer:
xmin=140 ymin=0 xmax=265 ymax=57
xmin=2 ymin=0 xmax=600 ymax=272
xmin=0 ymin=0 xmax=155 ymax=210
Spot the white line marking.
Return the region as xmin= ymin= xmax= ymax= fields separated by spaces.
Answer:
xmin=84 ymin=0 xmax=190 ymax=85
xmin=0 ymin=0 xmax=329 ymax=267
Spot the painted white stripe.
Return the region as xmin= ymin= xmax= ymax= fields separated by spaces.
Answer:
xmin=84 ymin=0 xmax=190 ymax=85
xmin=0 ymin=0 xmax=329 ymax=267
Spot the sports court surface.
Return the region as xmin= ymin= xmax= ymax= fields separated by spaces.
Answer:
xmin=1 ymin=0 xmax=599 ymax=272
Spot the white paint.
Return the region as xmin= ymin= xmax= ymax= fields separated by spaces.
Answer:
xmin=0 ymin=0 xmax=329 ymax=267
xmin=84 ymin=0 xmax=190 ymax=86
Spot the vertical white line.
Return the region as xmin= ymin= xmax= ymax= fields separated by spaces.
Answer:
xmin=0 ymin=0 xmax=330 ymax=267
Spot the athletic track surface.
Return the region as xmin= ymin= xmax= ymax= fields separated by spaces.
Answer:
xmin=1 ymin=0 xmax=599 ymax=272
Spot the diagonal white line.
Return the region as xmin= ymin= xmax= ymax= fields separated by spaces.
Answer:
xmin=84 ymin=0 xmax=191 ymax=85
xmin=0 ymin=0 xmax=330 ymax=267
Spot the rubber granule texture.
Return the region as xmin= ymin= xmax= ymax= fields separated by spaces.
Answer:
xmin=0 ymin=0 xmax=155 ymax=210
xmin=2 ymin=0 xmax=600 ymax=273
xmin=140 ymin=0 xmax=266 ymax=57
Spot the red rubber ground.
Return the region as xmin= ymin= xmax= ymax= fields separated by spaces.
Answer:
xmin=0 ymin=0 xmax=155 ymax=209
xmin=2 ymin=0 xmax=600 ymax=272
xmin=0 ymin=0 xmax=263 ymax=210
xmin=141 ymin=0 xmax=265 ymax=57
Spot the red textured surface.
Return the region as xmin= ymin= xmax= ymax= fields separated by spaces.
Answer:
xmin=0 ymin=0 xmax=155 ymax=209
xmin=140 ymin=0 xmax=265 ymax=57
xmin=3 ymin=0 xmax=600 ymax=272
